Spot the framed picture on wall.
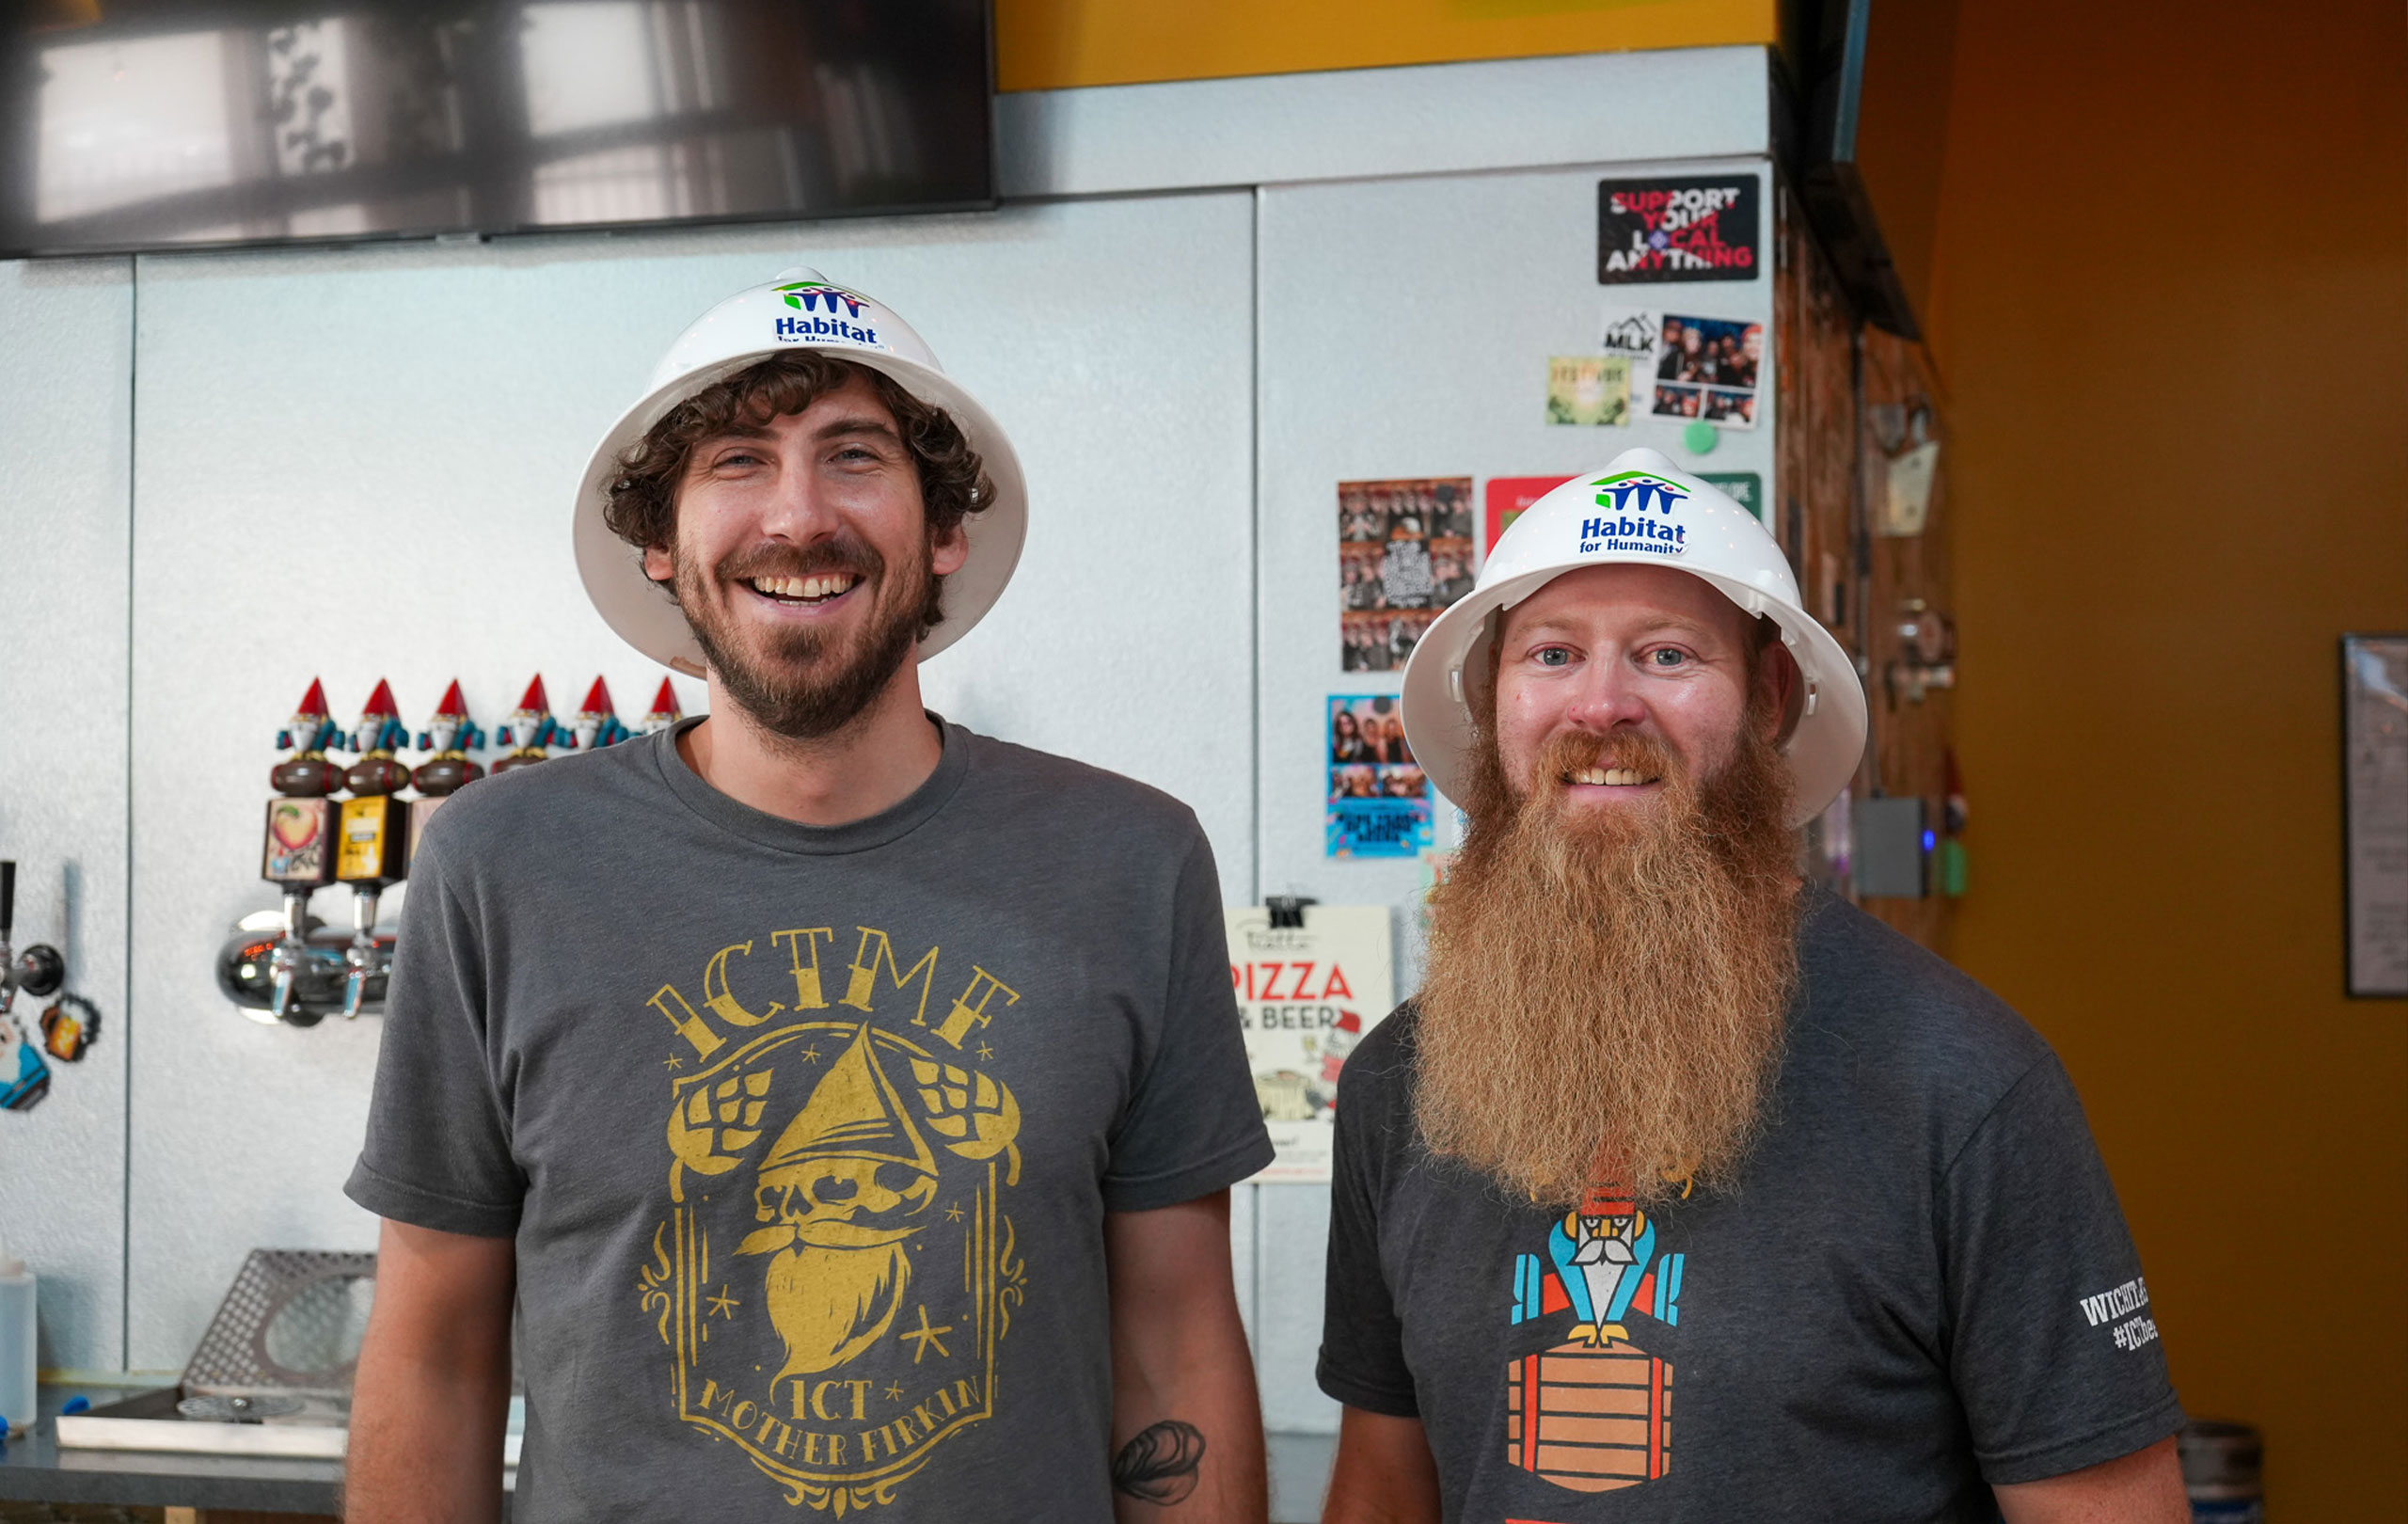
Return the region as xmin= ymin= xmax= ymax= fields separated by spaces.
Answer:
xmin=2341 ymin=634 xmax=2408 ymax=997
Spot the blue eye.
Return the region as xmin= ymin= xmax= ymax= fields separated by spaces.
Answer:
xmin=1533 ymin=647 xmax=1572 ymax=668
xmin=1647 ymin=648 xmax=1687 ymax=668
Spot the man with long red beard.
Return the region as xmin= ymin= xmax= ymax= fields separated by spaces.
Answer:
xmin=1318 ymin=452 xmax=2186 ymax=1522
xmin=342 ymin=274 xmax=1269 ymax=1523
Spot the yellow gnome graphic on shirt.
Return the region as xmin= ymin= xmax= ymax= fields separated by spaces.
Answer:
xmin=746 ymin=1024 xmax=942 ymax=1388
xmin=639 ymin=927 xmax=1029 ymax=1516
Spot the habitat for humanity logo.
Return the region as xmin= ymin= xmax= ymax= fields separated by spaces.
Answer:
xmin=771 ymin=281 xmax=881 ymax=346
xmin=1576 ymin=471 xmax=1688 ymax=557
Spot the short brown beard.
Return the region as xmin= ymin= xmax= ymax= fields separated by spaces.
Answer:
xmin=673 ymin=531 xmax=938 ymax=741
xmin=1414 ymin=708 xmax=1800 ymax=1209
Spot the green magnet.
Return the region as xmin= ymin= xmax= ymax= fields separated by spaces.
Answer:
xmin=1939 ymin=838 xmax=1969 ymax=897
xmin=1683 ymin=421 xmax=1719 ymax=455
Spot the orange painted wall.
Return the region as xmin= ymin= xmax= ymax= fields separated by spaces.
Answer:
xmin=1927 ymin=2 xmax=2408 ymax=1515
xmin=992 ymin=0 xmax=1775 ymax=92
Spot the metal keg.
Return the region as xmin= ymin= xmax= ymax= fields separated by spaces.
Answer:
xmin=2178 ymin=1420 xmax=2263 ymax=1523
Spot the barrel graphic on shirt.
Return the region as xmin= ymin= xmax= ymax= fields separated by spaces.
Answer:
xmin=1505 ymin=1341 xmax=1672 ymax=1490
xmin=636 ymin=924 xmax=1030 ymax=1516
xmin=1502 ymin=1181 xmax=1686 ymax=1495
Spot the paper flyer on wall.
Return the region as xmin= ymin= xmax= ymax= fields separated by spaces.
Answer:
xmin=1226 ymin=903 xmax=1395 ymax=1183
xmin=1646 ymin=312 xmax=1762 ymax=428
xmin=1326 ymin=694 xmax=1431 ymax=858
xmin=1545 ymin=356 xmax=1631 ymax=426
xmin=1594 ymin=305 xmax=1764 ymax=431
xmin=1595 ymin=175 xmax=1760 ymax=284
xmin=1339 ymin=477 xmax=1475 ymax=673
xmin=1484 ymin=476 xmax=1576 ymax=555
xmin=1699 ymin=471 xmax=1764 ymax=523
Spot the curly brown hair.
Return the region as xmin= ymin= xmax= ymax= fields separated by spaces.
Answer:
xmin=603 ymin=351 xmax=992 ymax=575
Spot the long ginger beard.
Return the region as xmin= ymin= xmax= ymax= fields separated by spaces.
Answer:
xmin=1415 ymin=708 xmax=1800 ymax=1209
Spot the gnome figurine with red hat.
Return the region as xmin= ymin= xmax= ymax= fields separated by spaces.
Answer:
xmin=271 ymin=678 xmax=345 ymax=797
xmin=492 ymin=676 xmax=565 ymax=774
xmin=411 ymin=681 xmax=487 ymax=798
xmin=635 ymin=678 xmax=684 ymax=738
xmin=342 ymin=679 xmax=413 ymax=797
xmin=566 ymin=677 xmax=634 ymax=752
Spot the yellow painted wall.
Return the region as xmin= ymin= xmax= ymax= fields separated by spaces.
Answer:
xmin=1927 ymin=2 xmax=2408 ymax=1515
xmin=992 ymin=0 xmax=1776 ymax=92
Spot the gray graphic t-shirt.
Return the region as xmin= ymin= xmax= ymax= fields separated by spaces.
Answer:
xmin=1317 ymin=892 xmax=2181 ymax=1523
xmin=347 ymin=719 xmax=1272 ymax=1522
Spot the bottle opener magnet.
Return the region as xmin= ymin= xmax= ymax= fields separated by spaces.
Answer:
xmin=40 ymin=995 xmax=98 ymax=1062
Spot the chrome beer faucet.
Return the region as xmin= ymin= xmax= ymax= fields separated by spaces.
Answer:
xmin=266 ymin=886 xmax=314 ymax=1024
xmin=340 ymin=886 xmax=381 ymax=1021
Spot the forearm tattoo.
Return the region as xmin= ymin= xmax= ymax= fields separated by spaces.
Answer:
xmin=1113 ymin=1419 xmax=1207 ymax=1505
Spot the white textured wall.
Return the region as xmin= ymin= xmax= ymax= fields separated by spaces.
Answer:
xmin=0 ymin=257 xmax=132 ymax=1373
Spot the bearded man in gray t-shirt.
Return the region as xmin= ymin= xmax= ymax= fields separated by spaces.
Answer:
xmin=342 ymin=275 xmax=1272 ymax=1523
xmin=1317 ymin=452 xmax=2187 ymax=1522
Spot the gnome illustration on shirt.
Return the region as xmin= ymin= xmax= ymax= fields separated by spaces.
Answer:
xmin=738 ymin=1024 xmax=941 ymax=1396
xmin=1502 ymin=1179 xmax=1685 ymax=1495
xmin=492 ymin=676 xmax=563 ymax=774
xmin=1547 ymin=1183 xmax=1659 ymax=1347
xmin=567 ymin=677 xmax=634 ymax=752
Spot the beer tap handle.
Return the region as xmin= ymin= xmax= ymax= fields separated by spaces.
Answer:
xmin=268 ymin=887 xmax=311 ymax=1022
xmin=341 ymin=886 xmax=382 ymax=1021
xmin=267 ymin=955 xmax=297 ymax=1022
xmin=0 ymin=859 xmax=15 ymax=1013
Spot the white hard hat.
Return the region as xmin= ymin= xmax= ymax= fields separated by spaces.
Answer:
xmin=574 ymin=269 xmax=1028 ymax=676
xmin=1401 ymin=448 xmax=1865 ymax=827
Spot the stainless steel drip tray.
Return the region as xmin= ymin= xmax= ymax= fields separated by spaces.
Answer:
xmin=56 ymin=1388 xmax=352 ymax=1460
xmin=55 ymin=1248 xmax=525 ymax=1463
xmin=56 ymin=1387 xmax=526 ymax=1464
xmin=58 ymin=1248 xmax=371 ymax=1459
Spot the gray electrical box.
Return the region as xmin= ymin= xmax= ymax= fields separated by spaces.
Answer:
xmin=1855 ymin=796 xmax=1929 ymax=898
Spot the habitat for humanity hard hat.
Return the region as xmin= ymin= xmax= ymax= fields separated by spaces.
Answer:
xmin=1401 ymin=447 xmax=1866 ymax=827
xmin=573 ymin=269 xmax=1028 ymax=676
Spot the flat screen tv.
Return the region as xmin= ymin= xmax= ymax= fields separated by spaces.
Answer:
xmin=1 ymin=0 xmax=993 ymax=258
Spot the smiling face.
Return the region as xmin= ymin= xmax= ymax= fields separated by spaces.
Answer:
xmin=641 ymin=374 xmax=968 ymax=739
xmin=1491 ymin=563 xmax=1787 ymax=818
